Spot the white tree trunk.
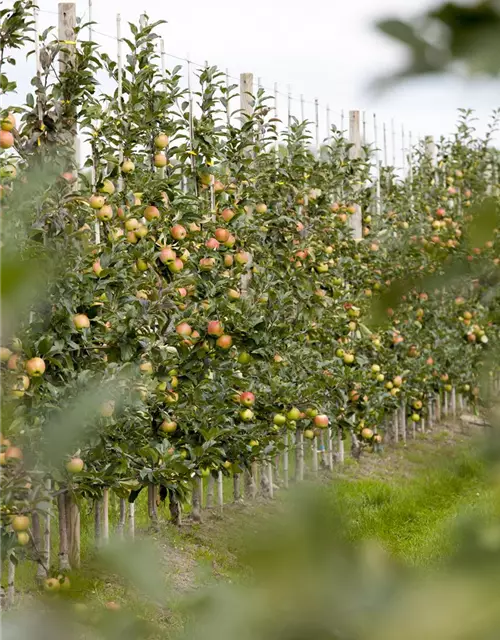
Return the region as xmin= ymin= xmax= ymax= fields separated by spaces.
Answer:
xmin=191 ymin=476 xmax=202 ymax=522
xmin=58 ymin=493 xmax=70 ymax=571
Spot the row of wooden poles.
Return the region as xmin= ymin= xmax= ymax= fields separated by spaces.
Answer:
xmin=2 ymin=386 xmax=472 ymax=608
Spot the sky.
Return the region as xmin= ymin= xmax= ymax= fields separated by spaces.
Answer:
xmin=7 ymin=0 xmax=500 ymax=166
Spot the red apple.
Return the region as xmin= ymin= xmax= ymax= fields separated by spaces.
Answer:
xmin=207 ymin=320 xmax=223 ymax=336
xmin=217 ymin=335 xmax=232 ymax=349
xmin=1 ymin=113 xmax=16 ymax=132
xmin=240 ymin=391 xmax=255 ymax=406
xmin=199 ymin=257 xmax=216 ymax=270
xmin=159 ymin=247 xmax=176 ymax=263
xmin=314 ymin=414 xmax=329 ymax=428
xmin=25 ymin=357 xmax=46 ymax=377
xmin=144 ymin=205 xmax=160 ymax=221
xmin=221 ymin=208 xmax=235 ymax=222
xmin=171 ymin=224 xmax=187 ymax=240
xmin=215 ymin=228 xmax=230 ymax=243
xmin=0 ymin=130 xmax=14 ymax=149
xmin=168 ymin=258 xmax=184 ymax=273
xmin=176 ymin=322 xmax=192 ymax=337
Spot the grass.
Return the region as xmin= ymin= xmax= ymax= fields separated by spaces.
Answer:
xmin=2 ymin=424 xmax=494 ymax=637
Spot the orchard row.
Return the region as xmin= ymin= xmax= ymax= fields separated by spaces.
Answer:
xmin=1 ymin=6 xmax=499 ymax=592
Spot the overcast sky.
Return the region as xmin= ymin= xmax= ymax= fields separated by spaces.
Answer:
xmin=8 ymin=0 xmax=500 ymax=164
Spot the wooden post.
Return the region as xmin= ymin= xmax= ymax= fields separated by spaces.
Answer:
xmin=400 ymin=400 xmax=407 ymax=443
xmin=102 ymin=488 xmax=109 ymax=543
xmin=206 ymin=473 xmax=215 ymax=508
xmin=327 ymin=427 xmax=334 ymax=470
xmin=217 ymin=471 xmax=224 ymax=513
xmin=283 ymin=432 xmax=289 ymax=488
xmin=58 ymin=3 xmax=77 ymax=73
xmin=393 ymin=410 xmax=399 ymax=443
xmin=337 ymin=429 xmax=345 ymax=463
xmin=240 ymin=73 xmax=254 ymax=126
xmin=128 ymin=502 xmax=135 ymax=539
xmin=348 ymin=111 xmax=363 ymax=239
xmin=66 ymin=494 xmax=80 ymax=569
xmin=94 ymin=499 xmax=101 ymax=549
xmin=117 ymin=498 xmax=126 ymax=539
xmin=295 ymin=431 xmax=305 ymax=480
xmin=6 ymin=556 xmax=15 ymax=608
xmin=58 ymin=493 xmax=70 ymax=570
xmin=311 ymin=437 xmax=318 ymax=475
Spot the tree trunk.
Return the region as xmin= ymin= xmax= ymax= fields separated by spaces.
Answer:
xmin=43 ymin=479 xmax=51 ymax=572
xmin=94 ymin=499 xmax=101 ymax=549
xmin=233 ymin=473 xmax=242 ymax=502
xmin=337 ymin=429 xmax=345 ymax=463
xmin=311 ymin=437 xmax=318 ymax=475
xmin=31 ymin=511 xmax=47 ymax=582
xmin=128 ymin=502 xmax=136 ymax=539
xmin=148 ymin=484 xmax=158 ymax=529
xmin=295 ymin=431 xmax=304 ymax=481
xmin=244 ymin=466 xmax=257 ymax=500
xmin=327 ymin=427 xmax=334 ymax=470
xmin=66 ymin=493 xmax=80 ymax=569
xmin=102 ymin=488 xmax=109 ymax=543
xmin=217 ymin=471 xmax=224 ymax=513
xmin=6 ymin=556 xmax=15 ymax=608
xmin=283 ymin=432 xmax=289 ymax=488
xmin=117 ymin=498 xmax=126 ymax=539
xmin=169 ymin=491 xmax=181 ymax=526
xmin=191 ymin=477 xmax=202 ymax=522
xmin=206 ymin=473 xmax=215 ymax=508
xmin=58 ymin=492 xmax=70 ymax=571
xmin=260 ymin=462 xmax=271 ymax=498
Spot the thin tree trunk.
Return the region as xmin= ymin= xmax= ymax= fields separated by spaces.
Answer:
xmin=217 ymin=471 xmax=224 ymax=513
xmin=244 ymin=466 xmax=257 ymax=500
xmin=67 ymin=494 xmax=80 ymax=569
xmin=233 ymin=473 xmax=241 ymax=502
xmin=283 ymin=432 xmax=289 ymax=487
xmin=267 ymin=462 xmax=274 ymax=498
xmin=6 ymin=557 xmax=15 ymax=608
xmin=400 ymin=401 xmax=407 ymax=443
xmin=128 ymin=502 xmax=136 ymax=538
xmin=260 ymin=462 xmax=271 ymax=498
xmin=117 ymin=498 xmax=126 ymax=538
xmin=148 ymin=484 xmax=158 ymax=528
xmin=451 ymin=387 xmax=457 ymax=416
xmin=102 ymin=489 xmax=109 ymax=544
xmin=42 ymin=479 xmax=51 ymax=573
xmin=94 ymin=499 xmax=101 ymax=549
xmin=169 ymin=492 xmax=181 ymax=526
xmin=327 ymin=427 xmax=334 ymax=470
xmin=311 ymin=437 xmax=318 ymax=475
xmin=295 ymin=431 xmax=304 ymax=480
xmin=319 ymin=432 xmax=328 ymax=468
xmin=58 ymin=492 xmax=70 ymax=571
xmin=273 ymin=455 xmax=281 ymax=485
xmin=191 ymin=477 xmax=202 ymax=522
xmin=31 ymin=511 xmax=47 ymax=582
xmin=206 ymin=473 xmax=215 ymax=508
xmin=337 ymin=429 xmax=345 ymax=463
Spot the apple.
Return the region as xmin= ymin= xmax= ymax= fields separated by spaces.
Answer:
xmin=314 ymin=414 xmax=329 ymax=428
xmin=224 ymin=234 xmax=236 ymax=248
xmin=240 ymin=409 xmax=254 ymax=422
xmin=304 ymin=429 xmax=315 ymax=440
xmin=249 ymin=440 xmax=259 ymax=447
xmin=0 ymin=130 xmax=14 ymax=149
xmin=411 ymin=413 xmax=420 ymax=423
xmin=92 ymin=260 xmax=103 ymax=276
xmin=221 ymin=208 xmax=235 ymax=222
xmin=165 ymin=392 xmax=178 ymax=404
xmin=214 ymin=180 xmax=224 ymax=192
xmin=228 ymin=288 xmax=241 ymax=300
xmin=66 ymin=457 xmax=84 ymax=473
xmin=144 ymin=205 xmax=160 ymax=221
xmin=44 ymin=578 xmax=61 ymax=592
xmin=343 ymin=353 xmax=355 ymax=364
xmin=273 ymin=414 xmax=286 ymax=426
xmin=393 ymin=376 xmax=403 ymax=387
xmin=17 ymin=531 xmax=30 ymax=546
xmin=168 ymin=258 xmax=184 ymax=273
xmin=89 ymin=194 xmax=105 ymax=210
xmin=12 ymin=515 xmax=30 ymax=531
xmin=371 ymin=364 xmax=381 ymax=373
xmin=361 ymin=427 xmax=374 ymax=439
xmin=238 ymin=351 xmax=251 ymax=365
xmin=240 ymin=391 xmax=255 ymax=406
xmin=154 ymin=153 xmax=167 ymax=168
xmin=287 ymin=407 xmax=301 ymax=421
xmin=73 ymin=314 xmax=90 ymax=330
xmin=5 ymin=445 xmax=22 ymax=461
xmin=207 ymin=320 xmax=223 ymax=336
xmin=1 ymin=113 xmax=16 ymax=131
xmin=376 ymin=373 xmax=385 ymax=382
xmin=255 ymin=203 xmax=268 ymax=214
xmin=97 ymin=205 xmax=113 ymax=221
xmin=223 ymin=460 xmax=232 ymax=469
xmin=235 ymin=251 xmax=250 ymax=265
xmin=160 ymin=420 xmax=177 ymax=433
xmin=58 ymin=575 xmax=71 ymax=590
xmin=206 ymin=237 xmax=220 ymax=250
xmin=134 ymin=224 xmax=148 ymax=239
xmin=0 ymin=164 xmax=17 ymax=179
xmin=25 ymin=357 xmax=46 ymax=377
xmin=140 ymin=361 xmax=153 ymax=374
xmin=215 ymin=228 xmax=230 ymax=243
xmin=121 ymin=159 xmax=135 ymax=173
xmin=159 ymin=247 xmax=176 ymax=263
xmin=224 ymin=254 xmax=234 ymax=267
xmin=0 ymin=347 xmax=12 ymax=362
xmin=216 ymin=335 xmax=232 ymax=349
xmin=100 ymin=400 xmax=115 ymax=418
xmin=200 ymin=257 xmax=216 ymax=271
xmin=154 ymin=133 xmax=169 ymax=149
